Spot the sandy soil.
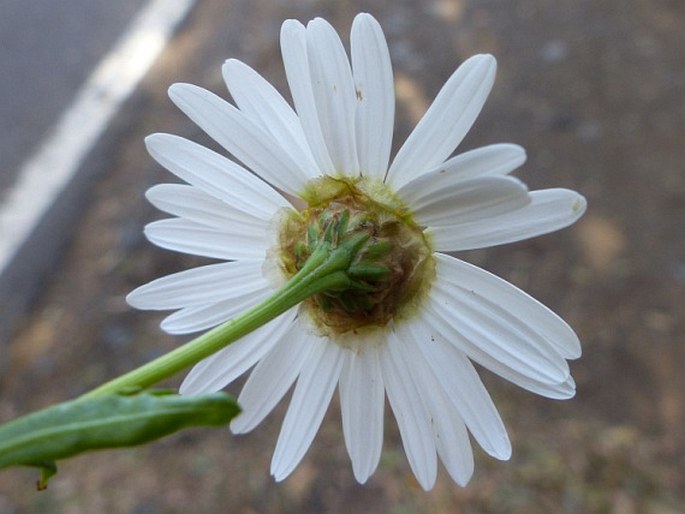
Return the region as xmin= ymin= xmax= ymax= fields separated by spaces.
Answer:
xmin=1 ymin=0 xmax=684 ymax=512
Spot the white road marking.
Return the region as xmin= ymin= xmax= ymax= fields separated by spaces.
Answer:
xmin=0 ymin=0 xmax=196 ymax=275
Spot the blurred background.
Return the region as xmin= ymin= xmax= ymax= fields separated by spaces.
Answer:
xmin=0 ymin=0 xmax=683 ymax=512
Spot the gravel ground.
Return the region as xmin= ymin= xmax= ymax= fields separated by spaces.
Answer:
xmin=1 ymin=0 xmax=684 ymax=512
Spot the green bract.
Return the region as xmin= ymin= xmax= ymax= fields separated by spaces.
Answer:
xmin=278 ymin=176 xmax=436 ymax=336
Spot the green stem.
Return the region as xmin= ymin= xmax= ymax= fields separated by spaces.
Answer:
xmin=83 ymin=235 xmax=367 ymax=399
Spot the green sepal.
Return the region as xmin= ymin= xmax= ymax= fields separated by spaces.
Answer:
xmin=362 ymin=240 xmax=392 ymax=258
xmin=347 ymin=262 xmax=391 ymax=280
xmin=335 ymin=209 xmax=350 ymax=238
xmin=0 ymin=390 xmax=240 ymax=487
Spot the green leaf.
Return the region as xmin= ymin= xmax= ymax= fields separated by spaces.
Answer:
xmin=0 ymin=390 xmax=240 ymax=486
xmin=37 ymin=462 xmax=56 ymax=490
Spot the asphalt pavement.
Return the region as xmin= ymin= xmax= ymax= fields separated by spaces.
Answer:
xmin=0 ymin=0 xmax=194 ymax=341
xmin=0 ymin=0 xmax=147 ymax=194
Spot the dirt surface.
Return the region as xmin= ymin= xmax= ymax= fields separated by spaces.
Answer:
xmin=1 ymin=0 xmax=684 ymax=512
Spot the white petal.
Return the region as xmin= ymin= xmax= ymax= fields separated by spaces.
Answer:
xmin=339 ymin=346 xmax=385 ymax=484
xmin=421 ymin=302 xmax=576 ymax=401
xmin=435 ymin=254 xmax=581 ymax=359
xmin=145 ymin=184 xmax=268 ymax=231
xmin=432 ymin=399 xmax=474 ymax=486
xmin=388 ymin=54 xmax=497 ymax=188
xmin=397 ymin=144 xmax=527 ymax=202
xmin=306 ymin=18 xmax=359 ymax=175
xmin=126 ymin=261 xmax=268 ymax=310
xmin=144 ymin=218 xmax=267 ymax=261
xmin=402 ymin=320 xmax=511 ymax=460
xmin=522 ymin=374 xmax=576 ymax=400
xmin=407 ymin=175 xmax=530 ymax=227
xmin=428 ymin=278 xmax=570 ymax=386
xmin=380 ymin=329 xmax=437 ymax=491
xmin=168 ymin=83 xmax=310 ymax=195
xmin=159 ymin=288 xmax=270 ymax=334
xmin=179 ymin=307 xmax=297 ymax=394
xmin=431 ymin=306 xmax=576 ymax=401
xmin=426 ymin=264 xmax=576 ymax=396
xmin=281 ymin=19 xmax=334 ymax=174
xmin=145 ymin=133 xmax=290 ymax=218
xmin=396 ymin=325 xmax=475 ymax=485
xmin=428 ymin=188 xmax=587 ymax=251
xmin=231 ymin=322 xmax=315 ymax=434
xmin=222 ymin=59 xmax=320 ymax=179
xmin=351 ymin=13 xmax=394 ymax=180
xmin=271 ymin=339 xmax=344 ymax=481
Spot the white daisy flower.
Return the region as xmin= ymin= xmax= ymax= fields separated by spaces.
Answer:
xmin=127 ymin=13 xmax=586 ymax=490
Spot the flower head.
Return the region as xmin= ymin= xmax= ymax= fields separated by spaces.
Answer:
xmin=128 ymin=13 xmax=586 ymax=489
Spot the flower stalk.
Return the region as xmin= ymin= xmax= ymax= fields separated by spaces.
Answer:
xmin=0 ymin=213 xmax=377 ymax=485
xmin=83 ymin=216 xmax=369 ymax=399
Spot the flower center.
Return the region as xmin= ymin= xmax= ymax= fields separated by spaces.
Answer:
xmin=277 ymin=175 xmax=435 ymax=337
